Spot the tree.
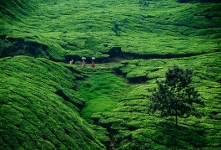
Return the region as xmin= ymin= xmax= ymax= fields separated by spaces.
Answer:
xmin=112 ymin=21 xmax=121 ymax=36
xmin=148 ymin=66 xmax=204 ymax=127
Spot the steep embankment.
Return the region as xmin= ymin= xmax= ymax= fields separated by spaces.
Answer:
xmin=0 ymin=1 xmax=108 ymax=149
xmin=0 ymin=56 xmax=105 ymax=149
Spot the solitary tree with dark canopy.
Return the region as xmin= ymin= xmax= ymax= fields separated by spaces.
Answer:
xmin=148 ymin=66 xmax=204 ymax=127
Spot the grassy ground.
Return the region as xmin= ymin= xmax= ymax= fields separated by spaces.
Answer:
xmin=76 ymin=63 xmax=137 ymax=122
xmin=0 ymin=0 xmax=221 ymax=149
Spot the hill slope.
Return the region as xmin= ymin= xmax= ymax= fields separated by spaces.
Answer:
xmin=0 ymin=56 xmax=105 ymax=149
xmin=0 ymin=0 xmax=221 ymax=150
xmin=94 ymin=52 xmax=221 ymax=149
xmin=1 ymin=0 xmax=221 ymax=61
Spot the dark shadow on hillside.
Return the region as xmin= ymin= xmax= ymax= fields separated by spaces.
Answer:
xmin=104 ymin=47 xmax=122 ymax=58
xmin=55 ymin=90 xmax=85 ymax=111
xmin=178 ymin=0 xmax=221 ymax=3
xmin=0 ymin=35 xmax=49 ymax=58
xmin=155 ymin=121 xmax=207 ymax=149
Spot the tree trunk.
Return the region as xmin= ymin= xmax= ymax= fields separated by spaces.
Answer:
xmin=175 ymin=109 xmax=178 ymax=128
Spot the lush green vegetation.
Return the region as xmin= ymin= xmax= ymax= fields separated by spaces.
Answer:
xmin=77 ymin=64 xmax=136 ymax=122
xmin=149 ymin=66 xmax=204 ymax=127
xmin=0 ymin=56 xmax=105 ymax=149
xmin=91 ymin=52 xmax=221 ymax=149
xmin=93 ymin=55 xmax=221 ymax=149
xmin=1 ymin=0 xmax=221 ymax=60
xmin=0 ymin=0 xmax=221 ymax=149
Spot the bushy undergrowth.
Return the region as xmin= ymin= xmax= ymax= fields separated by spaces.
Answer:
xmin=1 ymin=0 xmax=221 ymax=60
xmin=0 ymin=56 xmax=105 ymax=150
xmin=93 ymin=52 xmax=221 ymax=149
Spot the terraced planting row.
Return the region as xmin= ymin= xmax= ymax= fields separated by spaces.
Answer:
xmin=0 ymin=56 xmax=105 ymax=150
xmin=89 ymin=52 xmax=221 ymax=149
xmin=1 ymin=0 xmax=221 ymax=61
xmin=0 ymin=0 xmax=221 ymax=149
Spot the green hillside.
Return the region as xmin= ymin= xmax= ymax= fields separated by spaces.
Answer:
xmin=0 ymin=56 xmax=106 ymax=149
xmin=0 ymin=0 xmax=221 ymax=149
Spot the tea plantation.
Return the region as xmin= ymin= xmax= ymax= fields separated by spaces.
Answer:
xmin=0 ymin=0 xmax=221 ymax=149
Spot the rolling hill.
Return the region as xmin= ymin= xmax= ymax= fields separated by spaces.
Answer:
xmin=1 ymin=0 xmax=221 ymax=149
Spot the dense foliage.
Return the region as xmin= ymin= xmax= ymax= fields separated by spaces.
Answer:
xmin=0 ymin=0 xmax=221 ymax=149
xmin=149 ymin=66 xmax=204 ymax=126
xmin=0 ymin=56 xmax=105 ymax=150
